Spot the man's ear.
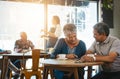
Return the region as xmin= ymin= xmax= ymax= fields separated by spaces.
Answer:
xmin=101 ymin=33 xmax=106 ymax=36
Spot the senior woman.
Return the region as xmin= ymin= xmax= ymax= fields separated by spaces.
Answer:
xmin=51 ymin=23 xmax=86 ymax=79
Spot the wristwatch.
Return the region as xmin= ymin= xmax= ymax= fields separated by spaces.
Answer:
xmin=87 ymin=54 xmax=96 ymax=61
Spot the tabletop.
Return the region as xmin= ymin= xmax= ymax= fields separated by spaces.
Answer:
xmin=0 ymin=50 xmax=50 ymax=58
xmin=0 ymin=50 xmax=50 ymax=79
xmin=42 ymin=59 xmax=104 ymax=79
xmin=42 ymin=59 xmax=104 ymax=67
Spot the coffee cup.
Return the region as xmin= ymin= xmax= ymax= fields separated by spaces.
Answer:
xmin=57 ymin=54 xmax=66 ymax=59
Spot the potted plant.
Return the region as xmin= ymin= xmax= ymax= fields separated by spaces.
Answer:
xmin=101 ymin=0 xmax=113 ymax=9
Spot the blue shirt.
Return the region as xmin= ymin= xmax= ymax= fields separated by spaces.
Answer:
xmin=0 ymin=49 xmax=6 ymax=52
xmin=51 ymin=38 xmax=86 ymax=58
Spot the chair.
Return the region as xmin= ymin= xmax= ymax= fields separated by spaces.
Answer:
xmin=20 ymin=49 xmax=42 ymax=79
xmin=0 ymin=59 xmax=3 ymax=78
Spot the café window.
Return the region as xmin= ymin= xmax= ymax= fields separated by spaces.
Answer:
xmin=47 ymin=1 xmax=98 ymax=48
xmin=0 ymin=0 xmax=98 ymax=50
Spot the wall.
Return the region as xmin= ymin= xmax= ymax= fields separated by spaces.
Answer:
xmin=110 ymin=0 xmax=120 ymax=38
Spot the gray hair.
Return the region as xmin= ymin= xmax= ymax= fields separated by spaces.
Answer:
xmin=63 ymin=23 xmax=77 ymax=36
xmin=93 ymin=22 xmax=110 ymax=36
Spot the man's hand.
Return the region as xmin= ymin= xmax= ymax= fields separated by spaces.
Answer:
xmin=80 ymin=55 xmax=94 ymax=62
xmin=14 ymin=48 xmax=22 ymax=53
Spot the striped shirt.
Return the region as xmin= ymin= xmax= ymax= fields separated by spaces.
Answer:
xmin=89 ymin=36 xmax=120 ymax=72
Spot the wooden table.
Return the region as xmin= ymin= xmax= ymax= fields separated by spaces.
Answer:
xmin=0 ymin=51 xmax=50 ymax=79
xmin=42 ymin=59 xmax=104 ymax=79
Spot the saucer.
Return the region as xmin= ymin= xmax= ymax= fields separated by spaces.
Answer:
xmin=57 ymin=57 xmax=67 ymax=60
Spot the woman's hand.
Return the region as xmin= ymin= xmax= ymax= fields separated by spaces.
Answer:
xmin=66 ymin=54 xmax=78 ymax=59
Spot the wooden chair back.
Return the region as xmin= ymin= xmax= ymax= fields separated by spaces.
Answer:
xmin=32 ymin=49 xmax=40 ymax=71
xmin=20 ymin=49 xmax=42 ymax=79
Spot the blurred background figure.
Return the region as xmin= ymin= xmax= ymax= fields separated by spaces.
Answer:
xmin=41 ymin=15 xmax=62 ymax=52
xmin=7 ymin=31 xmax=34 ymax=79
xmin=14 ymin=32 xmax=34 ymax=53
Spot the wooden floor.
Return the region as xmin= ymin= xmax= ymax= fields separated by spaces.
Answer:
xmin=11 ymin=70 xmax=97 ymax=79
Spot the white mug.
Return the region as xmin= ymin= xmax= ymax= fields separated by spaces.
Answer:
xmin=57 ymin=54 xmax=66 ymax=59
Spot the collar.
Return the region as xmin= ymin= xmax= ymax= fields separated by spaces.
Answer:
xmin=97 ymin=36 xmax=110 ymax=45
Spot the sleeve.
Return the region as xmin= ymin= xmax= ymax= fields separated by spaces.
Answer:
xmin=110 ymin=39 xmax=120 ymax=56
xmin=80 ymin=41 xmax=86 ymax=56
xmin=76 ymin=40 xmax=86 ymax=58
xmin=29 ymin=40 xmax=34 ymax=49
xmin=14 ymin=40 xmax=19 ymax=49
xmin=50 ymin=38 xmax=64 ymax=58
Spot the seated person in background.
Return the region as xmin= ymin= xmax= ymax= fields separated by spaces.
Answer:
xmin=41 ymin=15 xmax=61 ymax=52
xmin=51 ymin=23 xmax=86 ymax=79
xmin=8 ymin=32 xmax=34 ymax=79
xmin=14 ymin=31 xmax=34 ymax=67
xmin=81 ymin=22 xmax=120 ymax=79
xmin=14 ymin=32 xmax=34 ymax=53
xmin=8 ymin=60 xmax=20 ymax=75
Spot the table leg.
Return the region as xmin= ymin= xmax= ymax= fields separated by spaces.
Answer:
xmin=73 ymin=68 xmax=79 ymax=79
xmin=1 ymin=56 xmax=9 ymax=79
xmin=87 ymin=66 xmax=92 ymax=79
xmin=43 ymin=66 xmax=49 ymax=79
xmin=49 ymin=69 xmax=54 ymax=79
